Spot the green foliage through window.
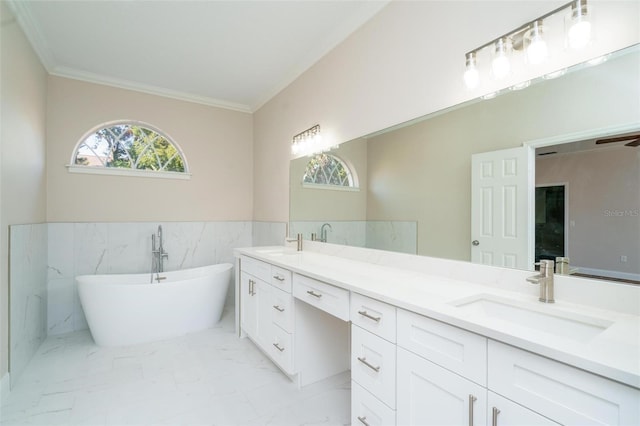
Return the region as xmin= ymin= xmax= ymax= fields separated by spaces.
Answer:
xmin=74 ymin=123 xmax=186 ymax=173
xmin=303 ymin=154 xmax=354 ymax=187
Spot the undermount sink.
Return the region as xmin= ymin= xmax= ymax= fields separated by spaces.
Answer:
xmin=451 ymin=295 xmax=613 ymax=343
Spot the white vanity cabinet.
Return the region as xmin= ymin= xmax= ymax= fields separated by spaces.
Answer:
xmin=239 ymin=256 xmax=295 ymax=374
xmin=396 ymin=308 xmax=488 ymax=426
xmin=487 ymin=392 xmax=559 ymax=426
xmin=488 ymin=341 xmax=640 ymax=425
xmin=350 ymin=294 xmax=397 ymax=426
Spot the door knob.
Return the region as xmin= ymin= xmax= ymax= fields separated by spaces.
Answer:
xmin=472 ymin=240 xmax=480 ymax=246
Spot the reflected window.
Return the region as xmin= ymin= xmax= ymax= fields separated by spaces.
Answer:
xmin=71 ymin=121 xmax=187 ymax=175
xmin=303 ymin=153 xmax=356 ymax=188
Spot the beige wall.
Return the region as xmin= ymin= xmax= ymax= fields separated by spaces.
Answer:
xmin=0 ymin=1 xmax=48 ymax=377
xmin=46 ymin=76 xmax=253 ymax=222
xmin=252 ymin=1 xmax=640 ymax=223
xmin=290 ymin=138 xmax=367 ymax=221
xmin=365 ymin=52 xmax=640 ymax=261
xmin=536 ymin=148 xmax=640 ymax=275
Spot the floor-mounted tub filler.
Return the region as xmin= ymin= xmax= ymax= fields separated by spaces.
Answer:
xmin=77 ymin=263 xmax=233 ymax=346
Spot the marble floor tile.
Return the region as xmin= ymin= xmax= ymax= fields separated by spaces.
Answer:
xmin=1 ymin=308 xmax=351 ymax=426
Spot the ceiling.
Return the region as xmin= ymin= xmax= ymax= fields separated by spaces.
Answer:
xmin=7 ymin=0 xmax=389 ymax=112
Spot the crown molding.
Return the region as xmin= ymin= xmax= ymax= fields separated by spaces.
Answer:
xmin=50 ymin=66 xmax=253 ymax=113
xmin=7 ymin=0 xmax=252 ymax=113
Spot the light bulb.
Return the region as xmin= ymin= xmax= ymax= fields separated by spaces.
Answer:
xmin=492 ymin=38 xmax=510 ymax=79
xmin=526 ymin=21 xmax=548 ymax=65
xmin=463 ymin=52 xmax=479 ymax=89
xmin=568 ymin=20 xmax=591 ymax=48
xmin=567 ymin=0 xmax=591 ymax=49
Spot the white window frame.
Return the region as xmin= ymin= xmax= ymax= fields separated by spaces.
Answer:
xmin=302 ymin=153 xmax=359 ymax=191
xmin=67 ymin=120 xmax=191 ymax=180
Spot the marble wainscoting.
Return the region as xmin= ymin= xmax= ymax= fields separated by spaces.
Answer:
xmin=9 ymin=224 xmax=48 ymax=387
xmin=46 ymin=221 xmax=286 ymax=337
xmin=290 ymin=220 xmax=417 ymax=253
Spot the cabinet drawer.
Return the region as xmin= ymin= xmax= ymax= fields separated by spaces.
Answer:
xmin=270 ymin=265 xmax=292 ymax=293
xmin=267 ymin=324 xmax=294 ymax=374
xmin=397 ymin=347 xmax=487 ymax=426
xmin=487 ymin=391 xmax=559 ymax=426
xmin=352 ymin=380 xmax=396 ymax=426
xmin=352 ymin=325 xmax=396 ymax=409
xmin=241 ymin=256 xmax=271 ymax=282
xmin=397 ymin=308 xmax=487 ymax=386
xmin=270 ymin=287 xmax=294 ymax=333
xmin=293 ymin=274 xmax=349 ymax=321
xmin=351 ymin=293 xmax=396 ymax=343
xmin=488 ymin=340 xmax=640 ymax=426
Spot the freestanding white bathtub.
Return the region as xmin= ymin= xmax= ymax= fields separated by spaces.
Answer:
xmin=77 ymin=263 xmax=233 ymax=346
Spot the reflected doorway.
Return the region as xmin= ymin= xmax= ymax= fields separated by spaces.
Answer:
xmin=535 ymin=184 xmax=566 ymax=262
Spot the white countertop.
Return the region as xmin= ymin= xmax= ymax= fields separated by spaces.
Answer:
xmin=235 ymin=246 xmax=640 ymax=389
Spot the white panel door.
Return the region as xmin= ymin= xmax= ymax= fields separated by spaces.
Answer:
xmin=471 ymin=146 xmax=532 ymax=270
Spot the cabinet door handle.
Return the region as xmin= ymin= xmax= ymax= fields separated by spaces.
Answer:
xmin=357 ymin=356 xmax=380 ymax=372
xmin=273 ymin=275 xmax=285 ymax=281
xmin=273 ymin=305 xmax=285 ymax=312
xmin=357 ymin=416 xmax=370 ymax=426
xmin=248 ymin=279 xmax=255 ymax=295
xmin=273 ymin=343 xmax=285 ymax=352
xmin=306 ymin=290 xmax=322 ymax=298
xmin=468 ymin=394 xmax=477 ymax=426
xmin=357 ymin=310 xmax=381 ymax=322
xmin=492 ymin=407 xmax=500 ymax=426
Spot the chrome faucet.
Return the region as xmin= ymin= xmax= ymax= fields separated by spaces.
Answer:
xmin=320 ymin=223 xmax=332 ymax=242
xmin=151 ymin=225 xmax=169 ymax=282
xmin=526 ymin=259 xmax=555 ymax=303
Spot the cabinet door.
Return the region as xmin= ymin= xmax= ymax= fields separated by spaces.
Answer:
xmin=240 ymin=272 xmax=258 ymax=338
xmin=487 ymin=392 xmax=558 ymax=426
xmin=397 ymin=347 xmax=487 ymax=426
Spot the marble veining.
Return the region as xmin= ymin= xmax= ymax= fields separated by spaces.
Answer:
xmin=9 ymin=224 xmax=48 ymax=388
xmin=0 ymin=309 xmax=350 ymax=425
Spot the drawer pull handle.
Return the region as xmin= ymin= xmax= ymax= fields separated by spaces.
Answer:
xmin=273 ymin=275 xmax=285 ymax=281
xmin=357 ymin=310 xmax=381 ymax=322
xmin=273 ymin=343 xmax=285 ymax=352
xmin=492 ymin=407 xmax=500 ymax=426
xmin=273 ymin=305 xmax=285 ymax=312
xmin=357 ymin=356 xmax=380 ymax=372
xmin=307 ymin=290 xmax=322 ymax=298
xmin=468 ymin=394 xmax=477 ymax=426
xmin=357 ymin=416 xmax=370 ymax=426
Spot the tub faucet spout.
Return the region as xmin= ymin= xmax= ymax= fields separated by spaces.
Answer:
xmin=151 ymin=225 xmax=169 ymax=281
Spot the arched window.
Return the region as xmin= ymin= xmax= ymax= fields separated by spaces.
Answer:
xmin=69 ymin=121 xmax=190 ymax=179
xmin=303 ymin=153 xmax=357 ymax=189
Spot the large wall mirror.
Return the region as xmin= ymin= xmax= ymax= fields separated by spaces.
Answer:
xmin=290 ymin=44 xmax=639 ymax=284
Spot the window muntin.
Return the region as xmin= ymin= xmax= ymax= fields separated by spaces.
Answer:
xmin=303 ymin=153 xmax=356 ymax=188
xmin=72 ymin=122 xmax=187 ymax=175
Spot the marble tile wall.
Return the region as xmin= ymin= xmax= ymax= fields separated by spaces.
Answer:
xmin=290 ymin=220 xmax=417 ymax=254
xmin=46 ymin=221 xmax=267 ymax=336
xmin=9 ymin=224 xmax=48 ymax=387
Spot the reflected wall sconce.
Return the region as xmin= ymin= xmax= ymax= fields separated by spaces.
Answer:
xmin=464 ymin=0 xmax=593 ymax=89
xmin=291 ymin=124 xmax=322 ymax=156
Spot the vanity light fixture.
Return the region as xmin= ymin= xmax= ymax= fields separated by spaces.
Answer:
xmin=291 ymin=124 xmax=322 ymax=156
xmin=526 ymin=20 xmax=548 ymax=65
xmin=463 ymin=0 xmax=594 ymax=90
xmin=491 ymin=38 xmax=511 ymax=79
xmin=567 ymin=0 xmax=592 ymax=49
xmin=510 ymin=80 xmax=531 ymax=91
xmin=463 ymin=52 xmax=480 ymax=89
xmin=587 ymin=54 xmax=608 ymax=66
